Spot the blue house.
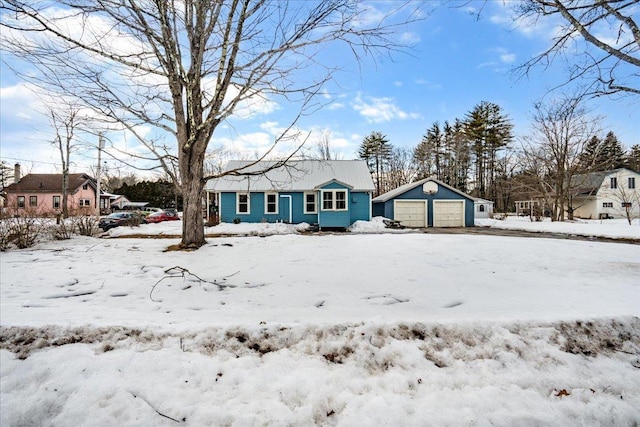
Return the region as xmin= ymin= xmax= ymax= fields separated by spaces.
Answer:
xmin=372 ymin=177 xmax=475 ymax=227
xmin=205 ymin=160 xmax=375 ymax=229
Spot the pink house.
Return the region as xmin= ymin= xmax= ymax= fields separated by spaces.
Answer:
xmin=2 ymin=165 xmax=107 ymax=216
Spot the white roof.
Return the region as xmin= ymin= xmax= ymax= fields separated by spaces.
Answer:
xmin=206 ymin=160 xmax=375 ymax=192
xmin=372 ymin=177 xmax=474 ymax=203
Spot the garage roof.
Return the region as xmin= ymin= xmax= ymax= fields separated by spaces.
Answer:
xmin=372 ymin=177 xmax=475 ymax=202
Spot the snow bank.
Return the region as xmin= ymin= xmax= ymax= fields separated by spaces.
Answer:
xmin=477 ymin=217 xmax=640 ymax=239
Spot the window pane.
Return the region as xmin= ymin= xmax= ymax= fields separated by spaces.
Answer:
xmin=322 ymin=192 xmax=333 ymax=210
xmin=610 ymin=177 xmax=617 ymax=189
xmin=305 ymin=193 xmax=316 ymax=213
xmin=336 ymin=191 xmax=346 ymax=210
xmin=30 ymin=196 xmax=37 ymax=207
xmin=53 ymin=196 xmax=60 ymax=209
xmin=17 ymin=196 xmax=25 ymax=208
xmin=629 ymin=177 xmax=636 ymax=189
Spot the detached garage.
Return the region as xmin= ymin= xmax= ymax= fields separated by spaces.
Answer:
xmin=372 ymin=178 xmax=475 ymax=227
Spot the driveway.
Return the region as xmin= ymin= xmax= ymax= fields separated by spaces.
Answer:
xmin=418 ymin=226 xmax=640 ymax=244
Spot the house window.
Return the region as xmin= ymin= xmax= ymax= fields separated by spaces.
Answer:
xmin=335 ymin=191 xmax=346 ymax=210
xmin=82 ymin=184 xmax=88 ymax=190
xmin=265 ymin=193 xmax=278 ymax=214
xmin=79 ymin=199 xmax=91 ymax=207
xmin=478 ymin=205 xmax=485 ymax=212
xmin=53 ymin=196 xmax=61 ymax=209
xmin=629 ymin=177 xmax=636 ymax=189
xmin=17 ymin=196 xmax=25 ymax=208
xmin=321 ymin=190 xmax=347 ymax=211
xmin=237 ymin=193 xmax=250 ymax=214
xmin=610 ymin=177 xmax=617 ymax=189
xmin=304 ymin=192 xmax=317 ymax=214
xmin=29 ymin=196 xmax=38 ymax=207
xmin=622 ymin=202 xmax=632 ymax=208
xmin=603 ymin=202 xmax=613 ymax=208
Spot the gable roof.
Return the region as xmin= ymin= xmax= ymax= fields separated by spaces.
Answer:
xmin=3 ymin=173 xmax=95 ymax=194
xmin=206 ymin=160 xmax=375 ymax=192
xmin=570 ymin=168 xmax=637 ymax=196
xmin=372 ymin=177 xmax=475 ymax=203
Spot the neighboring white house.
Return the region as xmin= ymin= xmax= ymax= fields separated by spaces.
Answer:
xmin=472 ymin=197 xmax=494 ymax=219
xmin=571 ymin=168 xmax=640 ymax=219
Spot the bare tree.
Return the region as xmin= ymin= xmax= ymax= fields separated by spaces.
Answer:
xmin=514 ymin=0 xmax=640 ymax=97
xmin=520 ymin=95 xmax=601 ymax=221
xmin=1 ymin=1 xmax=423 ymax=249
xmin=48 ymin=102 xmax=84 ymax=218
xmin=310 ymin=129 xmax=342 ymax=161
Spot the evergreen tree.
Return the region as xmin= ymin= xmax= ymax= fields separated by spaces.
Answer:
xmin=599 ymin=131 xmax=626 ymax=170
xmin=464 ymin=101 xmax=512 ymax=200
xmin=626 ymin=144 xmax=640 ymax=172
xmin=578 ymin=135 xmax=602 ymax=170
xmin=358 ymin=132 xmax=392 ymax=196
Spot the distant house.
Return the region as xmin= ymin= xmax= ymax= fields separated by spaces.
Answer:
xmin=2 ymin=164 xmax=106 ymax=216
xmin=205 ymin=160 xmax=375 ymax=229
xmin=570 ymin=168 xmax=640 ymax=219
xmin=372 ymin=177 xmax=475 ymax=227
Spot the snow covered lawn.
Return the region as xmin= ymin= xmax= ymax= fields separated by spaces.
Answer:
xmin=1 ymin=220 xmax=639 ymax=425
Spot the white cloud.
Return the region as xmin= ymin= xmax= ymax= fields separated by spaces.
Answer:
xmin=500 ymin=53 xmax=516 ymax=64
xmin=352 ymin=93 xmax=420 ymax=123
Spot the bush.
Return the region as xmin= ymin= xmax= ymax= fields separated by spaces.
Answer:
xmin=72 ymin=215 xmax=99 ymax=236
xmin=233 ymin=217 xmax=241 ymax=224
xmin=0 ymin=215 xmax=45 ymax=250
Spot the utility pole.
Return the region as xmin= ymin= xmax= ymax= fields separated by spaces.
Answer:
xmin=95 ymin=134 xmax=104 ymax=222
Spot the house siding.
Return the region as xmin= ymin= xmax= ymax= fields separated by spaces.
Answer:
xmin=373 ymin=182 xmax=474 ymax=227
xmin=4 ymin=188 xmax=97 ymax=215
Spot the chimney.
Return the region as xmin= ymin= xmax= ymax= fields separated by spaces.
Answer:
xmin=14 ymin=163 xmax=21 ymax=184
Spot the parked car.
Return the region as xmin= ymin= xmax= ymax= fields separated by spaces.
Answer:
xmin=138 ymin=207 xmax=163 ymax=216
xmin=99 ymin=212 xmax=147 ymax=231
xmin=145 ymin=210 xmax=180 ymax=224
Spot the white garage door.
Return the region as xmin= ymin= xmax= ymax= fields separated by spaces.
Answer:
xmin=433 ymin=200 xmax=465 ymax=227
xmin=394 ymin=200 xmax=426 ymax=227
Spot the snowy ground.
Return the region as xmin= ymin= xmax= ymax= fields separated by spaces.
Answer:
xmin=1 ymin=217 xmax=639 ymax=425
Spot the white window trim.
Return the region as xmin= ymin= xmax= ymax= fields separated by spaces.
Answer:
xmin=236 ymin=193 xmax=250 ymax=215
xmin=321 ymin=190 xmax=348 ymax=211
xmin=264 ymin=192 xmax=278 ymax=215
xmin=304 ymin=191 xmax=317 ymax=214
xmin=79 ymin=199 xmax=91 ymax=207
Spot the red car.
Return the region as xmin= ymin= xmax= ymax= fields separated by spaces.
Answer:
xmin=145 ymin=210 xmax=180 ymax=223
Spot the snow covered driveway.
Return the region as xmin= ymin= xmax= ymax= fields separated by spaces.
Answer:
xmin=1 ymin=232 xmax=639 ymax=425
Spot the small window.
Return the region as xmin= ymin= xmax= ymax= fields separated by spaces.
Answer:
xmin=237 ymin=193 xmax=250 ymax=214
xmin=53 ymin=196 xmax=61 ymax=209
xmin=603 ymin=202 xmax=613 ymax=208
xmin=629 ymin=177 xmax=636 ymax=189
xmin=335 ymin=191 xmax=347 ymax=210
xmin=478 ymin=205 xmax=485 ymax=212
xmin=29 ymin=196 xmax=38 ymax=207
xmin=79 ymin=199 xmax=91 ymax=207
xmin=82 ymin=184 xmax=88 ymax=190
xmin=322 ymin=191 xmax=333 ymax=210
xmin=610 ymin=177 xmax=617 ymax=189
xmin=304 ymin=192 xmax=317 ymax=214
xmin=622 ymin=202 xmax=632 ymax=208
xmin=17 ymin=196 xmax=25 ymax=208
xmin=265 ymin=193 xmax=278 ymax=214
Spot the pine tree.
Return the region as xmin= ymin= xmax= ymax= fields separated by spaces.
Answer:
xmin=626 ymin=144 xmax=640 ymax=172
xmin=358 ymin=131 xmax=392 ymax=196
xmin=578 ymin=135 xmax=602 ymax=170
xmin=464 ymin=101 xmax=512 ymax=200
xmin=598 ymin=131 xmax=626 ymax=170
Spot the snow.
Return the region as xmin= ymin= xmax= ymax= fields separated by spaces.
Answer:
xmin=1 ymin=217 xmax=639 ymax=425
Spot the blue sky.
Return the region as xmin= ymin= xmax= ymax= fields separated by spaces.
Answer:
xmin=1 ymin=1 xmax=638 ymax=177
